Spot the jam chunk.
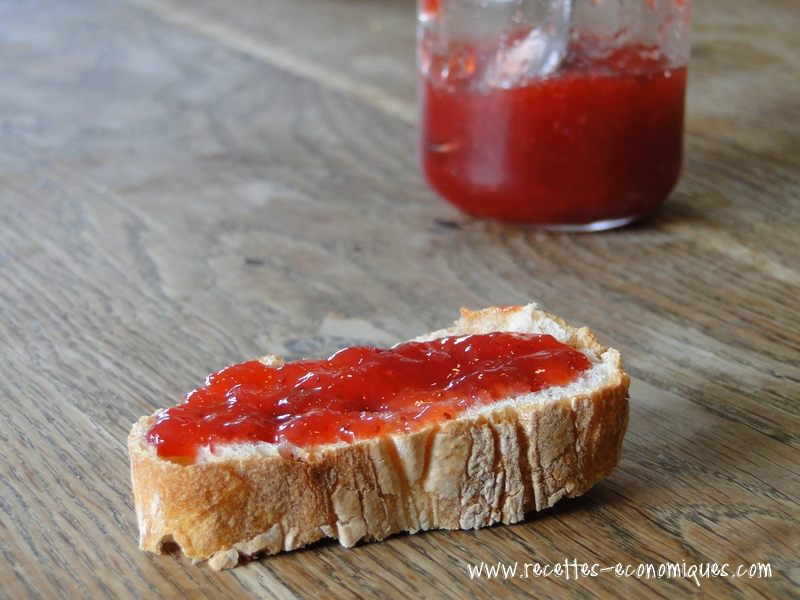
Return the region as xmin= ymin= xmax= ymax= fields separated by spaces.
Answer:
xmin=147 ymin=332 xmax=592 ymax=461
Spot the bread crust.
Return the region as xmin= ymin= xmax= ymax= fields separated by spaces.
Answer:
xmin=128 ymin=304 xmax=630 ymax=568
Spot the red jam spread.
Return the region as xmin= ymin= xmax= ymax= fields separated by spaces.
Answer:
xmin=419 ymin=38 xmax=687 ymax=225
xmin=147 ymin=332 xmax=592 ymax=461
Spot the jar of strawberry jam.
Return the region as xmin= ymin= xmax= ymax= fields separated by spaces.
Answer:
xmin=417 ymin=0 xmax=693 ymax=230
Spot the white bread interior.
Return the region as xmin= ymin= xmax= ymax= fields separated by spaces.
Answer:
xmin=128 ymin=304 xmax=630 ymax=569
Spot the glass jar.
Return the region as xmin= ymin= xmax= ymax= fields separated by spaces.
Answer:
xmin=417 ymin=0 xmax=693 ymax=230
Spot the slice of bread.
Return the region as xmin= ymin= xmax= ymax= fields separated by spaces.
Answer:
xmin=128 ymin=304 xmax=629 ymax=570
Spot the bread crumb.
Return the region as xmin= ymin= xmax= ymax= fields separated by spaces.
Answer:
xmin=209 ymin=548 xmax=239 ymax=571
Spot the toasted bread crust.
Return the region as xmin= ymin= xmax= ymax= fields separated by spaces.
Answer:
xmin=128 ymin=304 xmax=630 ymax=568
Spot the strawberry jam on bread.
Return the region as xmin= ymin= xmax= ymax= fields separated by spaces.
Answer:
xmin=129 ymin=304 xmax=629 ymax=569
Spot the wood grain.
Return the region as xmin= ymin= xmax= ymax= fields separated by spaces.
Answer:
xmin=0 ymin=0 xmax=798 ymax=597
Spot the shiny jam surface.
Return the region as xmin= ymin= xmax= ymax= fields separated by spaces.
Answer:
xmin=147 ymin=332 xmax=592 ymax=461
xmin=419 ymin=39 xmax=687 ymax=225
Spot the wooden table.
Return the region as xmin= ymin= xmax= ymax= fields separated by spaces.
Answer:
xmin=1 ymin=0 xmax=797 ymax=597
